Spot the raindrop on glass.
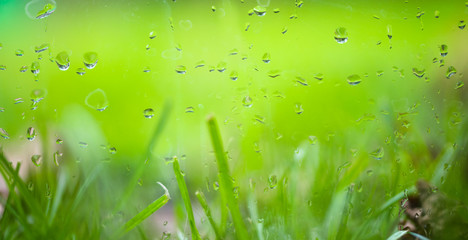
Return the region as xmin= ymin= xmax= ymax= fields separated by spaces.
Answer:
xmin=55 ymin=51 xmax=70 ymax=71
xmin=143 ymin=108 xmax=155 ymax=118
xmin=346 ymin=74 xmax=361 ymax=85
xmin=334 ymin=27 xmax=348 ymax=44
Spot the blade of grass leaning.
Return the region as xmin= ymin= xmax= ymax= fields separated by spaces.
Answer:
xmin=172 ymin=156 xmax=201 ymax=240
xmin=336 ymin=184 xmax=354 ymax=240
xmin=114 ymin=101 xmax=172 ymax=213
xmin=120 ymin=182 xmax=170 ymax=235
xmin=386 ymin=230 xmax=408 ymax=240
xmin=196 ymin=190 xmax=222 ymax=240
xmin=409 ymin=231 xmax=430 ymax=240
xmin=207 ymin=115 xmax=250 ymax=240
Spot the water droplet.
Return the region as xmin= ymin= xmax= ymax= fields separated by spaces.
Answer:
xmin=254 ymin=115 xmax=265 ymax=124
xmin=308 ymin=135 xmax=318 ymax=145
xmin=289 ymin=14 xmax=298 ymax=19
xmin=55 ymin=51 xmax=70 ymax=71
xmin=295 ymin=76 xmax=308 ymax=86
xmin=376 ymin=70 xmax=384 ymax=76
xmin=366 ymin=170 xmax=374 ymax=176
xmin=109 ymin=147 xmax=117 ymax=154
xmin=440 ymin=44 xmax=448 ymax=57
xmin=281 ymin=26 xmax=288 ymax=34
xmin=217 ymin=61 xmax=227 ymax=72
xmin=273 ymin=8 xmax=280 ymax=13
xmin=233 ymin=186 xmax=239 ymax=198
xmin=14 ymin=98 xmax=24 ymax=104
xmin=31 ymin=155 xmax=42 ymax=167
xmin=31 ymin=89 xmax=46 ymax=103
xmin=262 ymin=53 xmax=271 ymax=63
xmin=412 ymin=67 xmax=425 ymax=78
xmin=27 ymin=127 xmax=36 ymax=141
xmin=143 ymin=108 xmax=155 ymax=118
xmin=334 ymin=27 xmax=348 ymax=44
xmin=268 ymin=175 xmax=278 ymax=189
xmin=76 ymin=67 xmax=86 ymax=75
xmin=0 ymin=128 xmax=9 ymax=139
xmin=434 ymin=10 xmax=440 ymax=18
xmin=195 ymin=60 xmax=205 ymax=68
xmin=163 ymin=220 xmax=168 ymax=226
xmin=294 ymin=103 xmax=303 ymax=114
xmin=229 ymin=48 xmax=238 ymax=55
xmin=143 ymin=66 xmax=151 ymax=72
xmin=35 ymin=43 xmax=49 ymax=53
xmin=83 ymin=52 xmax=98 ymax=69
xmin=78 ymin=141 xmax=88 ymax=148
xmin=268 ymin=70 xmax=281 ymax=78
xmin=459 ymin=20 xmax=466 ymax=29
xmin=53 ymin=151 xmax=62 ymax=166
xmin=455 ymin=81 xmax=464 ymax=89
xmin=229 ymin=71 xmax=238 ymax=80
xmin=446 ymin=66 xmax=457 ymax=78
xmin=149 ymin=31 xmax=156 ymax=39
xmin=0 ymin=65 xmax=6 ymax=70
xmin=258 ymin=218 xmax=264 ymax=223
xmin=175 ymin=65 xmax=187 ymax=74
xmin=0 ymin=107 xmax=4 ymax=112
xmin=296 ymin=1 xmax=304 ymax=7
xmin=242 ymin=96 xmax=253 ymax=107
xmin=213 ymin=182 xmax=219 ymax=191
xmin=211 ymin=5 xmax=216 ymax=12
xmin=387 ymin=24 xmax=393 ymax=39
xmin=244 ymin=23 xmax=250 ymax=31
xmin=185 ymin=106 xmax=194 ymax=113
xmin=370 ymin=147 xmax=384 ymax=160
xmin=15 ymin=49 xmax=24 ymax=56
xmin=85 ymin=88 xmax=109 ymax=111
xmin=19 ymin=65 xmax=28 ymax=72
xmin=36 ymin=3 xmax=56 ymax=19
xmin=31 ymin=61 xmax=40 ymax=74
xmin=346 ymin=74 xmax=361 ymax=85
xmin=253 ymin=6 xmax=266 ymax=16
xmin=56 ymin=139 xmax=63 ymax=144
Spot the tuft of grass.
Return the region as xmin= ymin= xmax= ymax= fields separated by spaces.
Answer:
xmin=207 ymin=115 xmax=250 ymax=240
xmin=120 ymin=182 xmax=171 ymax=235
xmin=195 ymin=190 xmax=222 ymax=240
xmin=172 ymin=156 xmax=201 ymax=239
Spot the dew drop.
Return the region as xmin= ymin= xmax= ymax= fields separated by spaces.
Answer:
xmin=76 ymin=67 xmax=86 ymax=75
xmin=175 ymin=65 xmax=187 ymax=74
xmin=273 ymin=8 xmax=280 ymax=13
xmin=346 ymin=74 xmax=361 ymax=85
xmin=149 ymin=31 xmax=156 ymax=39
xmin=268 ymin=70 xmax=281 ymax=78
xmin=143 ymin=66 xmax=151 ymax=72
xmin=53 ymin=151 xmax=62 ymax=166
xmin=27 ymin=127 xmax=36 ymax=141
xmin=253 ymin=6 xmax=266 ymax=16
xmin=35 ymin=43 xmax=49 ymax=53
xmin=185 ymin=106 xmax=194 ymax=113
xmin=143 ymin=108 xmax=155 ymax=118
xmin=0 ymin=65 xmax=6 ymax=70
xmin=36 ymin=3 xmax=56 ymax=19
xmin=31 ymin=61 xmax=40 ymax=74
xmin=459 ymin=20 xmax=466 ymax=29
xmin=294 ymin=103 xmax=303 ymax=114
xmin=242 ymin=96 xmax=253 ymax=108
xmin=308 ymin=135 xmax=317 ymax=145
xmin=55 ymin=51 xmax=70 ymax=71
xmin=85 ymin=88 xmax=109 ymax=111
xmin=268 ymin=175 xmax=278 ymax=189
xmin=15 ymin=49 xmax=24 ymax=56
xmin=412 ymin=67 xmax=425 ymax=78
xmin=83 ymin=52 xmax=98 ymax=69
xmin=217 ymin=61 xmax=227 ymax=72
xmin=440 ymin=44 xmax=448 ymax=57
xmin=31 ymin=155 xmax=42 ymax=167
xmin=109 ymin=147 xmax=117 ymax=154
xmin=19 ymin=65 xmax=28 ymax=73
xmin=0 ymin=128 xmax=9 ymax=139
xmin=370 ymin=147 xmax=384 ymax=160
xmin=262 ymin=52 xmax=271 ymax=63
xmin=334 ymin=27 xmax=348 ymax=44
xmin=229 ymin=71 xmax=238 ymax=80
xmin=446 ymin=66 xmax=457 ymax=79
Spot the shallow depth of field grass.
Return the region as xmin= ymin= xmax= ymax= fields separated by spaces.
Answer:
xmin=1 ymin=0 xmax=468 ymax=239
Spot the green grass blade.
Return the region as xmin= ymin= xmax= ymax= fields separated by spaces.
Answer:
xmin=409 ymin=232 xmax=430 ymax=240
xmin=114 ymin=101 xmax=171 ymax=213
xmin=336 ymin=184 xmax=354 ymax=240
xmin=387 ymin=230 xmax=408 ymax=240
xmin=207 ymin=115 xmax=250 ymax=240
xmin=196 ymin=190 xmax=222 ymax=240
xmin=172 ymin=157 xmax=201 ymax=240
xmin=121 ymin=182 xmax=171 ymax=235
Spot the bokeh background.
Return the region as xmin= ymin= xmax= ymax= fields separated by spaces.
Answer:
xmin=1 ymin=0 xmax=468 ymax=239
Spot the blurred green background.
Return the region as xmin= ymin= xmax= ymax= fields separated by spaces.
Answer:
xmin=1 ymin=0 xmax=468 ymax=239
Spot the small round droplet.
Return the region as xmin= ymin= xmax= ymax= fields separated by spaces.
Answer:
xmin=295 ymin=103 xmax=303 ymax=114
xmin=434 ymin=10 xmax=440 ymax=18
xmin=370 ymin=147 xmax=384 ymax=160
xmin=459 ymin=20 xmax=466 ymax=29
xmin=185 ymin=106 xmax=194 ymax=113
xmin=27 ymin=127 xmax=36 ymax=141
xmin=15 ymin=49 xmax=24 ymax=56
xmin=55 ymin=51 xmax=70 ymax=71
xmin=217 ymin=62 xmax=227 ymax=72
xmin=334 ymin=27 xmax=348 ymax=44
xmin=0 ymin=65 xmax=6 ymax=70
xmin=229 ymin=71 xmax=238 ymax=80
xmin=0 ymin=128 xmax=9 ymax=139
xmin=36 ymin=3 xmax=56 ymax=19
xmin=253 ymin=6 xmax=266 ymax=16
xmin=346 ymin=74 xmax=361 ymax=85
xmin=31 ymin=155 xmax=42 ymax=167
xmin=31 ymin=89 xmax=46 ymax=103
xmin=83 ymin=52 xmax=98 ymax=69
xmin=19 ymin=65 xmax=28 ymax=73
xmin=53 ymin=151 xmax=63 ymax=166
xmin=273 ymin=8 xmax=280 ymax=13
xmin=446 ymin=66 xmax=457 ymax=79
xmin=262 ymin=53 xmax=271 ymax=63
xmin=440 ymin=44 xmax=448 ymax=57
xmin=268 ymin=175 xmax=278 ymax=189
xmin=268 ymin=70 xmax=281 ymax=78
xmin=56 ymin=139 xmax=63 ymax=144
xmin=76 ymin=68 xmax=86 ymax=75
xmin=31 ymin=61 xmax=40 ymax=74
xmin=149 ymin=31 xmax=156 ymax=39
xmin=242 ymin=96 xmax=253 ymax=108
xmin=175 ymin=65 xmax=187 ymax=74
xmin=85 ymin=88 xmax=109 ymax=111
xmin=412 ymin=68 xmax=426 ymax=78
xmin=143 ymin=108 xmax=155 ymax=118
xmin=109 ymin=147 xmax=117 ymax=154
xmin=143 ymin=66 xmax=151 ymax=72
xmin=35 ymin=43 xmax=49 ymax=53
xmin=308 ymin=135 xmax=318 ymax=145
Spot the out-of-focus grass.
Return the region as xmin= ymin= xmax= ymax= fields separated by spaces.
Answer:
xmin=1 ymin=0 xmax=468 ymax=239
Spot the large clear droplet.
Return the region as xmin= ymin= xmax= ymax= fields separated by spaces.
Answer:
xmin=143 ymin=108 xmax=155 ymax=118
xmin=55 ymin=51 xmax=70 ymax=71
xmin=27 ymin=127 xmax=36 ymax=141
xmin=334 ymin=27 xmax=348 ymax=44
xmin=83 ymin=52 xmax=98 ymax=69
xmin=346 ymin=74 xmax=361 ymax=85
